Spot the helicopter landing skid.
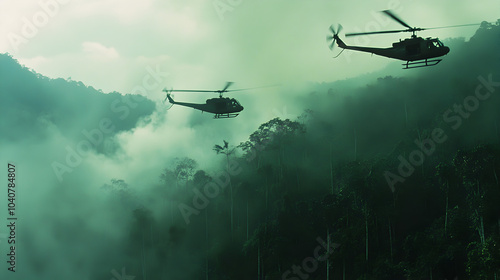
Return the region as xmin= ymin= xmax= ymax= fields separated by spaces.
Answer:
xmin=403 ymin=58 xmax=442 ymax=69
xmin=214 ymin=113 xmax=239 ymax=119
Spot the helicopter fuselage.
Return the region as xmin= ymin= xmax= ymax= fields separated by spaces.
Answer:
xmin=167 ymin=94 xmax=244 ymax=115
xmin=337 ymin=36 xmax=450 ymax=61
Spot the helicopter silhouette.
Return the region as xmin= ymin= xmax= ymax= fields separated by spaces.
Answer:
xmin=163 ymin=82 xmax=249 ymax=119
xmin=327 ymin=10 xmax=479 ymax=69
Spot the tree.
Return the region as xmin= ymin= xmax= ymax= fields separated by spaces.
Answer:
xmin=214 ymin=140 xmax=236 ymax=240
xmin=160 ymin=157 xmax=198 ymax=188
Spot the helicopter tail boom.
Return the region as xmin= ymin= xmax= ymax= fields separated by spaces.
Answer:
xmin=334 ymin=34 xmax=347 ymax=49
xmin=164 ymin=93 xmax=176 ymax=104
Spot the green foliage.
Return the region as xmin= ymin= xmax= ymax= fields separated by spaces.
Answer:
xmin=119 ymin=24 xmax=500 ymax=279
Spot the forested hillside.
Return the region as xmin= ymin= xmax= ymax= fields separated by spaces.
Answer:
xmin=107 ymin=22 xmax=500 ymax=280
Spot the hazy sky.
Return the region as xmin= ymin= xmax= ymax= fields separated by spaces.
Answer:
xmin=1 ymin=0 xmax=497 ymax=93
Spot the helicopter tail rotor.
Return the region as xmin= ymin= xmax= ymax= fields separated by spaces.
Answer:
xmin=326 ymin=24 xmax=344 ymax=50
xmin=162 ymin=88 xmax=175 ymax=110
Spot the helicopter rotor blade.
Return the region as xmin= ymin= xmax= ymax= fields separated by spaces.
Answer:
xmin=162 ymin=88 xmax=170 ymax=103
xmin=329 ymin=24 xmax=336 ymax=35
xmin=345 ymin=29 xmax=408 ymax=37
xmin=329 ymin=40 xmax=336 ymax=50
xmin=326 ymin=24 xmax=339 ymax=50
xmin=382 ymin=10 xmax=412 ymax=29
xmin=220 ymin=81 xmax=234 ymax=92
xmin=423 ymin=23 xmax=481 ymax=30
xmin=337 ymin=24 xmax=343 ymax=34
xmin=168 ymin=89 xmax=220 ymax=93
xmin=326 ymin=34 xmax=336 ymax=50
xmin=165 ymin=93 xmax=175 ymax=110
xmin=166 ymin=84 xmax=279 ymax=95
xmin=225 ymin=84 xmax=280 ymax=92
xmin=163 ymin=88 xmax=174 ymax=106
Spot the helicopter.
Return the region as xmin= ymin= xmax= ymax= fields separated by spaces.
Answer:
xmin=327 ymin=10 xmax=479 ymax=69
xmin=163 ymin=82 xmax=247 ymax=119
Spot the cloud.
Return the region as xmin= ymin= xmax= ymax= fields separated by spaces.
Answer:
xmin=82 ymin=41 xmax=119 ymax=59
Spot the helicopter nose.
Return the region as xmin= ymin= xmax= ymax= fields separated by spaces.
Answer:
xmin=443 ymin=46 xmax=450 ymax=55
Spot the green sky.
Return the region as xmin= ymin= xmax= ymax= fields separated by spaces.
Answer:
xmin=2 ymin=0 xmax=497 ymax=92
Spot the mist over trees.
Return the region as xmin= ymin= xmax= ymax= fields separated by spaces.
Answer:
xmin=1 ymin=21 xmax=499 ymax=280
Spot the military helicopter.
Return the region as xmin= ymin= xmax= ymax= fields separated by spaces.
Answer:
xmin=327 ymin=10 xmax=479 ymax=69
xmin=163 ymin=82 xmax=251 ymax=119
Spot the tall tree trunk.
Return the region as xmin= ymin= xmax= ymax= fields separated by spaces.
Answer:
xmin=346 ymin=209 xmax=349 ymax=227
xmin=404 ymin=101 xmax=408 ymax=129
xmin=280 ymin=144 xmax=284 ymax=181
xmin=343 ymin=258 xmax=346 ymax=280
xmin=170 ymin=201 xmax=173 ymax=224
xmin=206 ymin=209 xmax=209 ymax=280
xmin=480 ymin=215 xmax=485 ymax=245
xmin=326 ymin=229 xmax=330 ymax=280
xmin=142 ymin=230 xmax=146 ymax=280
xmin=389 ymin=218 xmax=393 ymax=261
xmin=416 ymin=127 xmax=424 ymax=176
xmin=494 ymin=167 xmax=499 ymax=186
xmin=226 ymin=154 xmax=234 ymax=241
xmin=365 ymin=215 xmax=369 ymax=261
xmin=265 ymin=177 xmax=269 ymax=211
xmin=496 ymin=119 xmax=499 ymax=144
xmin=330 ymin=142 xmax=334 ymax=194
xmin=475 ymin=209 xmax=486 ymax=245
xmin=296 ymin=167 xmax=300 ymax=190
xmin=246 ymin=199 xmax=249 ymax=242
xmin=257 ymin=243 xmax=260 ymax=280
xmin=354 ymin=128 xmax=357 ymax=161
xmin=445 ymin=181 xmax=449 ymax=236
xmin=150 ymin=222 xmax=154 ymax=247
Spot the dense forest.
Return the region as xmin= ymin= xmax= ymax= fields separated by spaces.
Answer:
xmin=1 ymin=20 xmax=499 ymax=280
xmin=101 ymin=22 xmax=500 ymax=280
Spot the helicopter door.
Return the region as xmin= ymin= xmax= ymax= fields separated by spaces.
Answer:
xmin=405 ymin=43 xmax=420 ymax=55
